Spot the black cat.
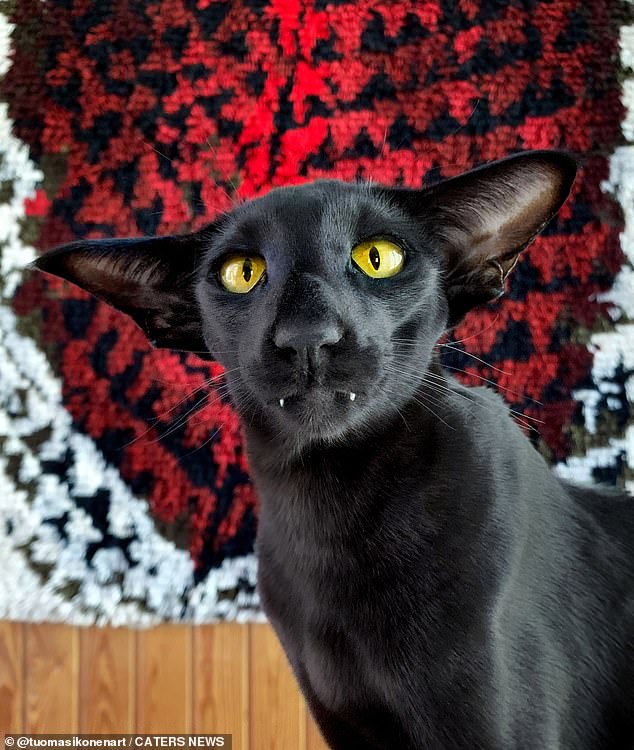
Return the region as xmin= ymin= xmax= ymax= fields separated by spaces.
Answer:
xmin=33 ymin=151 xmax=634 ymax=749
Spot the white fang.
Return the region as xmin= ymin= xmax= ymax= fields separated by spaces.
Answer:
xmin=349 ymin=392 xmax=356 ymax=401
xmin=279 ymin=398 xmax=284 ymax=408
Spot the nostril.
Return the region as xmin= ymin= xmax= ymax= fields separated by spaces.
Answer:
xmin=272 ymin=328 xmax=296 ymax=354
xmin=273 ymin=322 xmax=343 ymax=355
xmin=322 ymin=325 xmax=343 ymax=347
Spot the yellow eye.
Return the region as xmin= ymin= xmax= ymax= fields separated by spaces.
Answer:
xmin=219 ymin=255 xmax=266 ymax=293
xmin=351 ymin=239 xmax=404 ymax=278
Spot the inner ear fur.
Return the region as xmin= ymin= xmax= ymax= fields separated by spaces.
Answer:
xmin=31 ymin=229 xmax=214 ymax=356
xmin=384 ymin=150 xmax=577 ymax=322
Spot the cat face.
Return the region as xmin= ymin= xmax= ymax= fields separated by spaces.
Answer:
xmin=194 ymin=180 xmax=447 ymax=442
xmin=32 ymin=151 xmax=576 ymax=448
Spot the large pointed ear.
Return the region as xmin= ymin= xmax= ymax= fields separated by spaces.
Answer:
xmin=384 ymin=151 xmax=577 ymax=324
xmin=31 ymin=228 xmax=214 ymax=356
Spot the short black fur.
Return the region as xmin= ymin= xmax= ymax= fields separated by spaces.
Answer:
xmin=32 ymin=151 xmax=634 ymax=749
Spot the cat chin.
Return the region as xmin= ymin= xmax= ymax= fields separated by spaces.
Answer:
xmin=239 ymin=373 xmax=415 ymax=448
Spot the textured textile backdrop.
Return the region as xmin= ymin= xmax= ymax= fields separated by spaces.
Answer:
xmin=1 ymin=0 xmax=633 ymax=624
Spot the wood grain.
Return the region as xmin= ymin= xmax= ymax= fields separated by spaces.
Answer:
xmin=249 ymin=624 xmax=303 ymax=750
xmin=193 ymin=624 xmax=248 ymax=748
xmin=136 ymin=625 xmax=192 ymax=732
xmin=0 ymin=622 xmax=23 ymax=734
xmin=306 ymin=706 xmax=330 ymax=750
xmin=0 ymin=622 xmax=329 ymax=745
xmin=24 ymin=623 xmax=79 ymax=732
xmin=80 ymin=627 xmax=134 ymax=732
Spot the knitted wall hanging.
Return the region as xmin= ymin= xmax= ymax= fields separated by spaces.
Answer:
xmin=0 ymin=0 xmax=632 ymax=624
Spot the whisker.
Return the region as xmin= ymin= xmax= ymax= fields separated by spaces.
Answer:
xmin=388 ymin=345 xmax=541 ymax=407
xmin=178 ymin=379 xmax=258 ymax=454
xmin=418 ymin=381 xmax=496 ymax=430
xmin=152 ymin=347 xmax=241 ymax=355
xmin=143 ymin=385 xmax=235 ymax=446
xmin=204 ymin=136 xmax=241 ymax=201
xmin=147 ymin=366 xmax=237 ymax=404
xmin=384 ymin=362 xmax=541 ymax=435
xmin=394 ymin=405 xmax=411 ymax=431
xmin=442 ymin=315 xmax=500 ymax=345
xmin=440 ymin=364 xmax=543 ymax=406
xmin=438 ymin=343 xmax=514 ymax=377
xmin=508 ymin=408 xmax=544 ymax=424
xmin=381 ymin=379 xmax=456 ymax=432
xmin=382 ymin=366 xmax=456 ymax=428
xmin=147 ymin=365 xmax=241 ymax=418
xmin=118 ymin=369 xmax=242 ymax=449
xmin=379 ymin=125 xmax=389 ymax=158
xmin=149 ymin=143 xmax=174 ymax=163
xmin=392 ymin=346 xmax=544 ymax=406
xmin=504 ymin=409 xmax=540 ymax=434
xmin=129 ymin=393 xmax=216 ymax=447
xmin=182 ymin=426 xmax=223 ymax=457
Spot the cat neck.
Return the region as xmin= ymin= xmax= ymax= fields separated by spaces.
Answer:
xmin=242 ymin=367 xmax=510 ymax=594
xmin=242 ymin=366 xmax=458 ymax=526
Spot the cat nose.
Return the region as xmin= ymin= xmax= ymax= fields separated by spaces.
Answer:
xmin=273 ymin=321 xmax=343 ymax=362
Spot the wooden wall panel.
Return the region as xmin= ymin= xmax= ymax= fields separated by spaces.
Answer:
xmin=0 ymin=622 xmax=331 ymax=749
xmin=193 ymin=624 xmax=248 ymax=746
xmin=136 ymin=625 xmax=192 ymax=732
xmin=0 ymin=622 xmax=23 ymax=734
xmin=249 ymin=624 xmax=303 ymax=750
xmin=24 ymin=623 xmax=79 ymax=732
xmin=80 ymin=627 xmax=134 ymax=732
xmin=306 ymin=708 xmax=329 ymax=750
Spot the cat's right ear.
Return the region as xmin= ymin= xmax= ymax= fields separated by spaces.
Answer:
xmin=30 ymin=227 xmax=216 ymax=357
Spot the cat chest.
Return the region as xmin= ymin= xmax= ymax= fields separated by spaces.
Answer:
xmin=289 ymin=599 xmax=407 ymax=721
xmin=257 ymin=522 xmax=495 ymax=747
xmin=259 ymin=555 xmax=410 ymax=714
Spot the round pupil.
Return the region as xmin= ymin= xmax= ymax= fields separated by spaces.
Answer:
xmin=242 ymin=258 xmax=253 ymax=282
xmin=369 ymin=246 xmax=381 ymax=270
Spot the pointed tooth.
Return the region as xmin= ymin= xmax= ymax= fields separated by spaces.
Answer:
xmin=279 ymin=398 xmax=285 ymax=408
xmin=349 ymin=392 xmax=356 ymax=402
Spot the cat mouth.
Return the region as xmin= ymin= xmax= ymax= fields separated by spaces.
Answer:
xmin=265 ymin=388 xmax=364 ymax=439
xmin=276 ymin=391 xmax=357 ymax=409
xmin=269 ymin=388 xmax=360 ymax=411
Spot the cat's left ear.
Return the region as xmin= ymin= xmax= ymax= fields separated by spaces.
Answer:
xmin=31 ymin=228 xmax=215 ymax=357
xmin=384 ymin=151 xmax=577 ymax=323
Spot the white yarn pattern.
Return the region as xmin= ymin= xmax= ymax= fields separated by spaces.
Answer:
xmin=0 ymin=10 xmax=261 ymax=625
xmin=555 ymin=11 xmax=634 ymax=493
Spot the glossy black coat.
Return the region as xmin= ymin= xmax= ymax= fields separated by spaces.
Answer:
xmin=33 ymin=152 xmax=634 ymax=749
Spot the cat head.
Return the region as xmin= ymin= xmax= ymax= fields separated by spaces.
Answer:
xmin=32 ymin=151 xmax=576 ymax=450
